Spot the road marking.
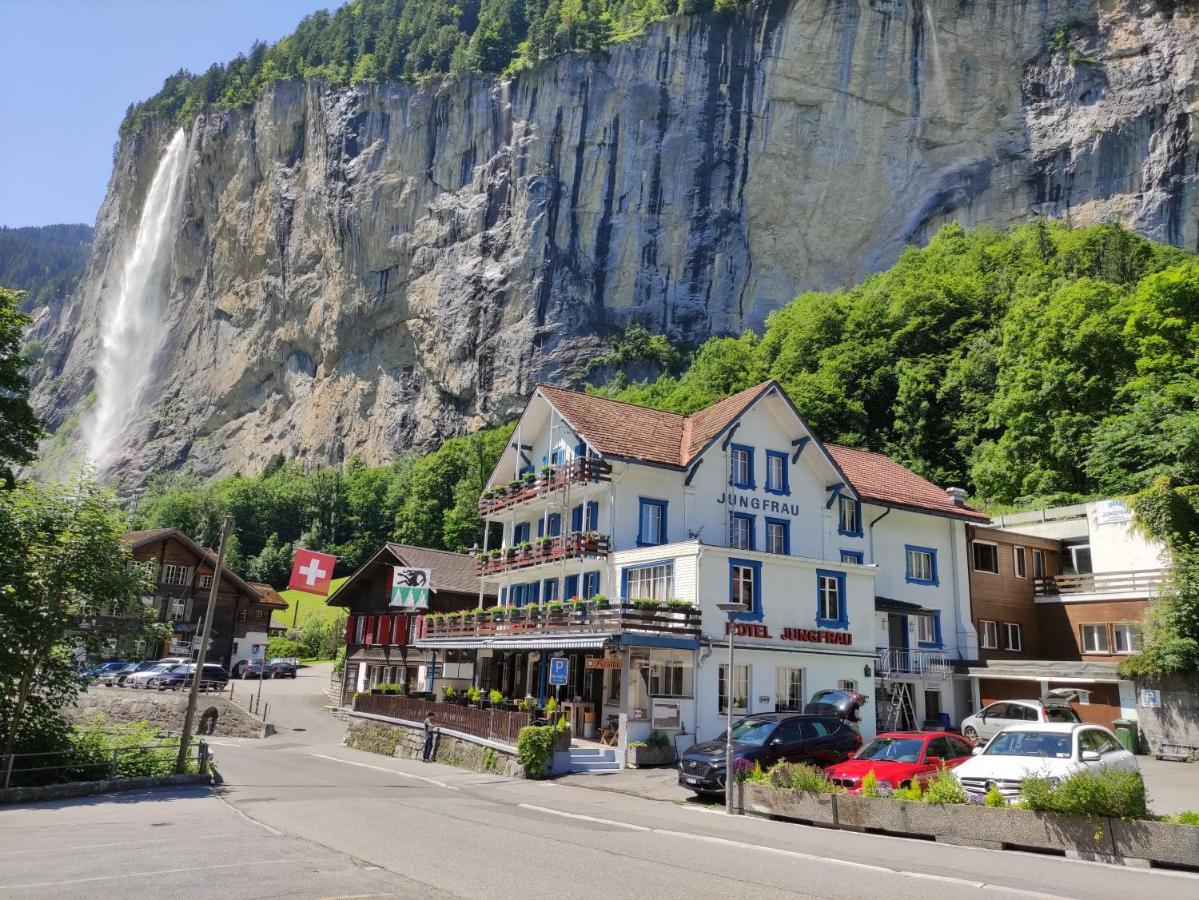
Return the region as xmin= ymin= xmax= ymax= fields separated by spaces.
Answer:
xmin=0 ymin=833 xmax=237 ymax=856
xmin=309 ymin=753 xmax=459 ymax=790
xmin=0 ymin=857 xmax=303 ymax=890
xmin=517 ymin=804 xmax=652 ymax=831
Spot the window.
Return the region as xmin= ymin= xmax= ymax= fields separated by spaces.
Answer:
xmin=648 ymin=649 xmax=692 ymax=697
xmin=904 ymin=545 xmax=938 ymax=585
xmin=1004 ymin=622 xmax=1023 ymax=652
xmin=170 ymin=601 xmax=185 ymax=621
xmin=971 ymin=541 xmax=999 ymax=574
xmin=840 ymin=549 xmax=864 ymax=565
xmin=542 ymin=579 xmax=559 ymax=603
xmin=582 ymin=571 xmax=600 ymax=599
xmin=718 ymin=664 xmax=750 ymax=712
xmin=625 ymin=563 xmax=673 ymax=601
xmin=1069 ymin=544 xmax=1093 ymax=575
xmin=237 ymin=609 xmax=247 ymax=623
xmin=1080 ymin=624 xmax=1109 ymax=654
xmin=1113 ymin=623 xmax=1142 ymax=654
xmin=564 ymin=574 xmax=579 ymax=600
xmin=571 ymin=501 xmax=600 ymax=533
xmin=1032 ymin=548 xmax=1045 ymax=579
xmin=816 ymin=569 xmax=847 ymax=629
xmin=979 ymin=619 xmax=999 ymax=649
xmin=513 ymin=522 xmax=530 ymax=545
xmin=915 ymin=614 xmax=938 ymax=645
xmin=544 ymin=513 xmax=561 ymax=538
xmin=1079 ymin=729 xmax=1122 ymax=755
xmin=765 ymin=450 xmax=789 ymax=495
xmin=837 ymin=496 xmax=861 ymax=537
xmin=200 ymin=574 xmax=214 ymax=589
xmin=162 ymin=564 xmax=191 ymax=586
xmin=765 ymin=518 xmax=789 ymax=555
xmin=355 ymin=616 xmax=366 ymax=643
xmin=1013 ymin=546 xmax=1027 ymax=579
xmin=837 ymin=679 xmax=857 ymax=692
xmin=638 ymin=498 xmax=667 ymax=546
xmin=730 ymin=562 xmax=757 ymax=610
xmin=729 ymin=512 xmax=755 ymax=550
xmin=730 ymin=445 xmax=754 ymax=489
xmin=776 ymin=667 xmax=805 ymax=711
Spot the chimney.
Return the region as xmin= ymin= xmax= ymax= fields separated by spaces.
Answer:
xmin=946 ymin=487 xmax=967 ymax=507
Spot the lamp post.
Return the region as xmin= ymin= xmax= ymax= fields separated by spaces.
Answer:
xmin=717 ymin=600 xmax=744 ymax=815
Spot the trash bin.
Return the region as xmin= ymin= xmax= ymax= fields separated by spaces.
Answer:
xmin=1113 ymin=719 xmax=1139 ymax=754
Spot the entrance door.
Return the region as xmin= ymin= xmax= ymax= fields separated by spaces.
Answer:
xmin=888 ymin=615 xmax=907 ymax=648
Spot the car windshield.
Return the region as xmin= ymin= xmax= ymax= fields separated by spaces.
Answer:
xmin=856 ymin=737 xmax=925 ymax=763
xmin=727 ymin=719 xmax=777 ymax=747
xmin=983 ymin=731 xmax=1072 ymax=758
xmin=1045 ymin=706 xmax=1079 ymax=723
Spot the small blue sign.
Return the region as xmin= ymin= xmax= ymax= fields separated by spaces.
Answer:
xmin=549 ymin=656 xmax=569 ymax=686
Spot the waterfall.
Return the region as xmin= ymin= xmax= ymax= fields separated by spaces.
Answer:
xmin=86 ymin=128 xmax=189 ymax=470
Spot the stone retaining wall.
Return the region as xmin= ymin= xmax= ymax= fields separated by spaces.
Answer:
xmin=1135 ymin=674 xmax=1199 ymax=756
xmin=67 ymin=687 xmax=270 ymax=738
xmin=345 ymin=715 xmax=524 ymax=778
xmin=0 ymin=772 xmax=212 ymax=805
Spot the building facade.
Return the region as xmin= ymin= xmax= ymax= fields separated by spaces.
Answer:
xmin=413 ymin=381 xmax=988 ymax=758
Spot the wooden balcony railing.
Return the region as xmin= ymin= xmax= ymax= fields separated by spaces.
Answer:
xmin=1034 ymin=569 xmax=1167 ymax=597
xmin=875 ymin=647 xmax=952 ymax=678
xmin=353 ymin=693 xmax=532 ymax=746
xmin=477 ymin=532 xmax=610 ymax=575
xmin=418 ymin=600 xmax=702 ymax=642
xmin=478 ymin=458 xmax=612 ymax=515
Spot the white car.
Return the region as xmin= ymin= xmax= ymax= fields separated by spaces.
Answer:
xmin=125 ymin=663 xmax=183 ymax=689
xmin=959 ymin=698 xmax=1080 ymax=743
xmin=954 ymin=723 xmax=1138 ymax=802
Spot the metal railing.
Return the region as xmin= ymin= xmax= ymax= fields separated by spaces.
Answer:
xmin=477 ymin=532 xmax=611 ymax=575
xmin=478 ymin=458 xmax=612 ymax=515
xmin=1034 ymin=568 xmax=1167 ymax=597
xmin=1 ymin=740 xmax=210 ymax=790
xmin=353 ymin=693 xmax=531 ymax=746
xmin=875 ymin=647 xmax=952 ymax=678
xmin=419 ymin=600 xmax=702 ymax=641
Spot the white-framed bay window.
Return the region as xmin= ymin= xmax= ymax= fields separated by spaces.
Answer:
xmin=625 ymin=562 xmax=674 ymax=601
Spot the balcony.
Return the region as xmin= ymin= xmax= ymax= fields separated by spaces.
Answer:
xmin=478 ymin=458 xmax=612 ymax=515
xmin=418 ymin=600 xmax=701 ymax=642
xmin=876 ymin=647 xmax=952 ymax=678
xmin=1034 ymin=569 xmax=1167 ymax=598
xmin=477 ymin=532 xmax=610 ymax=575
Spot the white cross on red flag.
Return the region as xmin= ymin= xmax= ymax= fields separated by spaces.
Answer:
xmin=288 ymin=548 xmax=337 ymax=596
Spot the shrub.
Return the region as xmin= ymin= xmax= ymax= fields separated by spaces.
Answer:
xmin=767 ymin=761 xmax=840 ymax=793
xmin=984 ymin=784 xmax=1008 ymax=807
xmin=921 ymin=768 xmax=969 ymax=805
xmin=488 ymin=689 xmax=504 ymax=705
xmin=376 ymin=682 xmax=405 ymax=695
xmin=516 ymin=725 xmax=555 ymax=778
xmin=894 ymin=781 xmax=924 ymax=802
xmin=733 ymin=759 xmax=757 ymax=783
xmin=1020 ymin=769 xmax=1147 ymax=819
xmin=545 ymin=696 xmax=558 ymax=714
xmin=860 ymin=770 xmax=881 ymax=798
xmin=1163 ymin=811 xmax=1199 ymax=826
xmin=70 ymin=715 xmax=179 ymax=779
xmin=267 ymin=636 xmax=305 ymax=659
xmin=646 ymin=730 xmax=670 ymax=749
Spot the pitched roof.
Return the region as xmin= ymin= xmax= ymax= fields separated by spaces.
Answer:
xmin=121 ymin=527 xmax=263 ymax=599
xmin=249 ymin=582 xmax=288 ymax=608
xmin=824 ymin=444 xmax=989 ymax=522
xmin=385 ymin=543 xmax=487 ymax=596
xmin=122 ymin=528 xmax=175 ymax=548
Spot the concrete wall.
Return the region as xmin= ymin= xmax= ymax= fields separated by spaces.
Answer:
xmin=344 ymin=715 xmax=524 ymax=777
xmin=1135 ymin=674 xmax=1199 ymax=755
xmin=67 ymin=687 xmax=270 ymax=738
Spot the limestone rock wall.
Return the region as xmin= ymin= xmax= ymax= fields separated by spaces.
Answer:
xmin=30 ymin=0 xmax=1199 ymax=488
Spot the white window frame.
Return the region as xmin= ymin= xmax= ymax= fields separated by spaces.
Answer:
xmin=1004 ymin=622 xmax=1023 ymax=652
xmin=731 ymin=447 xmax=751 ymax=487
xmin=1069 ymin=544 xmax=1093 ymax=575
xmin=776 ymin=667 xmax=805 ymax=711
xmin=1112 ymin=623 xmax=1142 ymax=655
xmin=971 ymin=540 xmax=999 ymax=574
xmin=731 ymin=564 xmax=755 ymax=608
xmin=906 ymin=548 xmax=934 ymax=582
xmin=719 ymin=663 xmax=750 ymax=713
xmin=200 ymin=574 xmax=214 ymax=589
xmin=838 ymin=496 xmax=858 ymax=535
xmin=1080 ymin=623 xmax=1109 ymax=654
xmin=355 ymin=616 xmax=366 ymax=644
xmin=648 ymin=648 xmax=692 ymax=697
xmin=818 ymin=574 xmax=842 ymax=623
xmin=730 ymin=513 xmax=753 ymax=550
xmin=767 ymin=454 xmax=785 ymax=493
xmin=1032 ymin=548 xmax=1045 ymax=579
xmin=1013 ymin=546 xmax=1027 ymax=579
xmin=625 ymin=563 xmax=674 ymax=602
xmin=170 ymin=600 xmax=186 ymax=622
xmin=979 ymin=619 xmax=999 ymax=649
xmin=837 ymin=679 xmax=858 ymax=692
xmin=163 ymin=564 xmax=191 ymax=587
xmin=639 ymin=500 xmax=664 ymax=545
xmin=915 ymin=615 xmax=937 ymax=644
xmin=766 ymin=520 xmax=787 ymax=555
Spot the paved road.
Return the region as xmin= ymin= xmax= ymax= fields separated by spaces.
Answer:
xmin=2 ymin=664 xmax=1196 ymax=899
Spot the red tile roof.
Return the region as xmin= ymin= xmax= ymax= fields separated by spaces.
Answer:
xmin=824 ymin=444 xmax=989 ymax=522
xmin=537 ymin=381 xmax=989 ymax=522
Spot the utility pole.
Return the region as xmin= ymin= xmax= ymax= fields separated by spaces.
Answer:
xmin=177 ymin=515 xmax=232 ymax=773
xmin=717 ymin=602 xmax=742 ymax=815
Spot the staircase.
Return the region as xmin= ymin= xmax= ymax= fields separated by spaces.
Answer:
xmin=568 ymin=746 xmax=621 ymax=773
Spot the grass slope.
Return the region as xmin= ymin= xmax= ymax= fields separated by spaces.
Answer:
xmin=272 ymin=577 xmax=350 ymax=631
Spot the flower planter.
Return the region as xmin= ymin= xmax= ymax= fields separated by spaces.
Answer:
xmin=627 ymin=745 xmax=677 ymax=768
xmin=741 ymin=782 xmax=836 ymax=826
xmin=1109 ymin=818 xmax=1199 ymax=868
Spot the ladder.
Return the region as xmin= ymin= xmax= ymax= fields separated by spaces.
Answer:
xmin=883 ymin=682 xmax=916 ymax=732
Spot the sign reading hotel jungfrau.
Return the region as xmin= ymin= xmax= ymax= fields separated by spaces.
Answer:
xmin=288 ymin=548 xmax=337 ymax=596
xmin=390 ymin=567 xmax=431 ymax=608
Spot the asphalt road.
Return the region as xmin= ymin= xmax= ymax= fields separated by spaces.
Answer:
xmin=2 ymin=664 xmax=1196 ymax=899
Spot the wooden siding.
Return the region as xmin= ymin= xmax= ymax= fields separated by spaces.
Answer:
xmin=1036 ymin=598 xmax=1149 ymax=662
xmin=967 ymin=526 xmax=1059 ymax=660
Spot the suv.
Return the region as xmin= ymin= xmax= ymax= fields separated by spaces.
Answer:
xmin=679 ymin=714 xmax=860 ymax=796
xmin=150 ymin=663 xmax=230 ymax=691
xmin=960 ymin=699 xmax=1080 ymax=743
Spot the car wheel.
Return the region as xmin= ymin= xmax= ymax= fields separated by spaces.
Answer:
xmin=963 ymin=726 xmax=978 ymax=741
xmin=290 ymin=671 xmax=297 ymax=678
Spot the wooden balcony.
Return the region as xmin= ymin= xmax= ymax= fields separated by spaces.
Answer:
xmin=1034 ymin=569 xmax=1167 ymax=598
xmin=478 ymin=458 xmax=612 ymax=515
xmin=477 ymin=532 xmax=610 ymax=575
xmin=418 ymin=600 xmax=702 ymax=642
xmin=875 ymin=647 xmax=952 ymax=678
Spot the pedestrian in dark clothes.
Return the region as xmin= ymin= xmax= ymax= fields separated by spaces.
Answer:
xmin=422 ymin=712 xmax=437 ymax=762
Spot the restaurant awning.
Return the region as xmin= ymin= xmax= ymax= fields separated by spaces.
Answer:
xmin=413 ymin=634 xmax=613 ymax=651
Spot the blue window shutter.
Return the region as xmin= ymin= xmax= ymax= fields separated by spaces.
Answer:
xmin=584 ymin=571 xmax=600 ymax=598
xmin=548 ymin=513 xmax=561 ymax=537
xmin=528 ymin=582 xmax=539 ymax=604
xmin=586 ymin=501 xmax=599 ymax=531
xmin=565 ymin=574 xmax=579 ymax=599
xmin=537 ymin=518 xmax=544 ymax=538
xmin=575 ymin=441 xmax=585 ymax=458
xmin=571 ymin=504 xmax=583 ymax=533
xmin=543 ymin=579 xmax=558 ymax=602
xmin=500 ymin=586 xmax=508 ymax=605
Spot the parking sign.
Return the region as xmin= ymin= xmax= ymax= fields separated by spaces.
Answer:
xmin=549 ymin=657 xmax=569 ymax=686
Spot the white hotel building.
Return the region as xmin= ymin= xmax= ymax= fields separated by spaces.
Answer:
xmin=414 ymin=381 xmax=989 ymax=758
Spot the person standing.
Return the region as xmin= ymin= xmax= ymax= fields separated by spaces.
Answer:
xmin=422 ymin=712 xmax=437 ymax=762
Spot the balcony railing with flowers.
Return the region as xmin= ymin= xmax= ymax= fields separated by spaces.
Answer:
xmin=417 ymin=598 xmax=701 ymax=641
xmin=478 ymin=457 xmax=612 ymax=515
xmin=477 ymin=532 xmax=610 ymax=575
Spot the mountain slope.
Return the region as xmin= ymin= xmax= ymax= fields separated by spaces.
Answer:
xmin=0 ymin=224 xmax=93 ymax=313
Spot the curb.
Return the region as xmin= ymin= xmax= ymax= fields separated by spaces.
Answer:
xmin=0 ymin=772 xmax=213 ymax=805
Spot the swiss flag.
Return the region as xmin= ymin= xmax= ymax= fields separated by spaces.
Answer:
xmin=288 ymin=548 xmax=336 ymax=596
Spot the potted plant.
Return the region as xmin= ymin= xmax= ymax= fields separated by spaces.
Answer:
xmin=553 ymin=714 xmax=571 ymax=752
xmin=627 ymin=730 xmax=677 ymax=768
xmin=488 ymin=688 xmax=504 ymax=708
xmin=518 ymin=541 xmax=533 ymax=557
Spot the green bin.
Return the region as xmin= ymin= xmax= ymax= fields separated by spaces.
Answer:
xmin=1112 ymin=719 xmax=1138 ymax=754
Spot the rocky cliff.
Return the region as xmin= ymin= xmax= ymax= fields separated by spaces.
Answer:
xmin=31 ymin=0 xmax=1199 ymax=489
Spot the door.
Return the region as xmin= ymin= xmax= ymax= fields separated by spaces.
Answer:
xmin=800 ymin=719 xmax=841 ymax=765
xmin=767 ymin=718 xmax=806 ymax=766
xmin=978 ymin=702 xmax=1013 ymax=740
xmin=888 ymin=615 xmax=908 ymax=671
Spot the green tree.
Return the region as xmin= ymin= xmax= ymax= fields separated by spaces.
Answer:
xmin=0 ymin=286 xmax=43 ymax=483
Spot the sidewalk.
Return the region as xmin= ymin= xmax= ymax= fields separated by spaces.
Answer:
xmin=557 ymin=765 xmax=696 ymax=803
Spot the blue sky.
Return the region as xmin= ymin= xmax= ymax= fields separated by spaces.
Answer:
xmin=0 ymin=0 xmax=335 ymax=227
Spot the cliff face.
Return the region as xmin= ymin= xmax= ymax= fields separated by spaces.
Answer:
xmin=31 ymin=0 xmax=1199 ymax=488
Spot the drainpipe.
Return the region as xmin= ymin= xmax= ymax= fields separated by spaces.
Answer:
xmin=867 ymin=507 xmax=892 ymax=565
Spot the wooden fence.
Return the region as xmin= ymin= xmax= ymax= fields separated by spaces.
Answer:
xmin=352 ymin=693 xmax=532 ymax=746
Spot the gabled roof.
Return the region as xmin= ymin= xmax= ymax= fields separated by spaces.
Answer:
xmin=122 ymin=527 xmax=264 ymax=600
xmin=249 ymin=582 xmax=288 ymax=609
xmin=824 ymin=444 xmax=989 ymax=522
xmin=328 ymin=543 xmax=493 ymax=607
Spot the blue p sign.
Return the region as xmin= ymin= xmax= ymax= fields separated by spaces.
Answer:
xmin=549 ymin=657 xmax=569 ymax=686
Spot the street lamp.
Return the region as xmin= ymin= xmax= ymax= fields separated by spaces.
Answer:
xmin=716 ymin=600 xmax=745 ymax=815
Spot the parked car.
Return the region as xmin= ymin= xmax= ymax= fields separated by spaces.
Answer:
xmin=104 ymin=660 xmax=159 ymax=686
xmin=150 ymin=663 xmax=230 ymax=691
xmin=231 ymin=658 xmax=251 ymax=679
xmin=125 ymin=663 xmax=184 ymax=689
xmin=959 ymin=698 xmax=1080 ymax=743
xmin=157 ymin=656 xmax=191 ymax=666
xmin=825 ymin=731 xmax=975 ymax=793
xmin=242 ymin=660 xmax=267 ymax=679
xmin=678 ymin=713 xmax=861 ymax=796
xmin=954 ymin=723 xmax=1138 ymax=803
xmin=84 ymin=661 xmax=129 ymax=682
xmin=266 ymin=658 xmax=298 ymax=678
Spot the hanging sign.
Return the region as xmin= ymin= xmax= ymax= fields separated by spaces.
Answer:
xmin=288 ymin=548 xmax=337 ymax=595
xmin=390 ymin=567 xmax=431 ymax=608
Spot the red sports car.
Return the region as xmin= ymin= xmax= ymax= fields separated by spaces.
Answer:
xmin=824 ymin=731 xmax=974 ymax=794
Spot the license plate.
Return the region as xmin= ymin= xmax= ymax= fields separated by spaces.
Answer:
xmin=686 ymin=777 xmax=700 ymax=785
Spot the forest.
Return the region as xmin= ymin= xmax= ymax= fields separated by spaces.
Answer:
xmin=0 ymin=225 xmax=93 ymax=314
xmin=131 ymin=221 xmax=1199 ymax=588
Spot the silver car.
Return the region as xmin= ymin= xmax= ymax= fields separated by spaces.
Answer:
xmin=125 ymin=663 xmax=183 ymax=689
xmin=959 ymin=698 xmax=1080 ymax=743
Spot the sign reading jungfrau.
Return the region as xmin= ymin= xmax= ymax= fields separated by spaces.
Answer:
xmin=390 ymin=567 xmax=431 ymax=608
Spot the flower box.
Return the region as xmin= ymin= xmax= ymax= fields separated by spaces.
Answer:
xmin=741 ymin=782 xmax=836 ymax=825
xmin=627 ymin=745 xmax=677 ymax=768
xmin=1109 ymin=817 xmax=1199 ymax=868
